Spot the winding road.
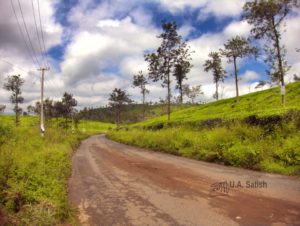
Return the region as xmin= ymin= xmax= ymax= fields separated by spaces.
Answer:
xmin=68 ymin=135 xmax=300 ymax=226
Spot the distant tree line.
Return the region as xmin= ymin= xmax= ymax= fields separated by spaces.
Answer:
xmin=27 ymin=92 xmax=78 ymax=129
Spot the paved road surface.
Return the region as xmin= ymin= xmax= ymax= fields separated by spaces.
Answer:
xmin=68 ymin=135 xmax=300 ymax=226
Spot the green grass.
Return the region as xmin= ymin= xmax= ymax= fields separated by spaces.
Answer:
xmin=0 ymin=116 xmax=114 ymax=225
xmin=78 ymin=119 xmax=115 ymax=134
xmin=136 ymin=82 xmax=300 ymax=127
xmin=108 ymin=82 xmax=300 ymax=176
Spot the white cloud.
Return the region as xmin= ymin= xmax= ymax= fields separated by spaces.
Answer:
xmin=2 ymin=0 xmax=300 ymax=114
xmin=160 ymin=0 xmax=246 ymax=20
xmin=97 ymin=19 xmax=120 ymax=28
xmin=240 ymin=70 xmax=260 ymax=82
xmin=223 ymin=20 xmax=251 ymax=38
xmin=61 ymin=15 xmax=159 ymax=86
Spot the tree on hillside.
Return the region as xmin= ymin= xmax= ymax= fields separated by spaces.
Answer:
xmin=243 ymin=0 xmax=298 ymax=105
xmin=294 ymin=74 xmax=300 ymax=82
xmin=27 ymin=105 xmax=36 ymax=115
xmin=145 ymin=21 xmax=182 ymax=122
xmin=132 ymin=71 xmax=149 ymax=118
xmin=35 ymin=98 xmax=55 ymax=120
xmin=61 ymin=92 xmax=77 ymax=128
xmin=220 ymin=36 xmax=257 ymax=102
xmin=3 ymin=75 xmax=25 ymax=126
xmin=203 ymin=52 xmax=227 ymax=101
xmin=0 ymin=105 xmax=6 ymax=114
xmin=174 ymin=42 xmax=193 ymax=104
xmin=109 ymin=88 xmax=132 ymax=127
xmin=183 ymin=84 xmax=203 ymax=104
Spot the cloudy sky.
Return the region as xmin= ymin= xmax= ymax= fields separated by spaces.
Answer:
xmin=0 ymin=0 xmax=299 ymax=112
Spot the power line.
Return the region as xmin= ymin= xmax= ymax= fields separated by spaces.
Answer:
xmin=10 ymin=0 xmax=39 ymax=68
xmin=16 ymin=0 xmax=41 ymax=67
xmin=31 ymin=0 xmax=46 ymax=66
xmin=0 ymin=58 xmax=40 ymax=90
xmin=37 ymin=0 xmax=49 ymax=68
xmin=0 ymin=57 xmax=31 ymax=74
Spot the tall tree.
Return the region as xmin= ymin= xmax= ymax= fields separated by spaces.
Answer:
xmin=174 ymin=42 xmax=193 ymax=104
xmin=3 ymin=75 xmax=25 ymax=126
xmin=145 ymin=21 xmax=182 ymax=122
xmin=108 ymin=88 xmax=132 ymax=127
xmin=203 ymin=52 xmax=227 ymax=101
xmin=220 ymin=36 xmax=257 ymax=102
xmin=132 ymin=71 xmax=149 ymax=118
xmin=61 ymin=92 xmax=77 ymax=128
xmin=243 ymin=0 xmax=298 ymax=105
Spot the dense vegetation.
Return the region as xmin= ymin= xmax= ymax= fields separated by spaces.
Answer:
xmin=107 ymin=82 xmax=300 ymax=175
xmin=78 ymin=103 xmax=194 ymax=124
xmin=0 ymin=116 xmax=114 ymax=225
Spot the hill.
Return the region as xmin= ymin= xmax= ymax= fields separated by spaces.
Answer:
xmin=136 ymin=81 xmax=300 ymax=127
xmin=107 ymin=82 xmax=300 ymax=176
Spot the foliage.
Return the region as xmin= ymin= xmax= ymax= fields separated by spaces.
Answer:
xmin=132 ymin=71 xmax=149 ymax=105
xmin=109 ymin=88 xmax=132 ymax=126
xmin=294 ymin=74 xmax=300 ymax=82
xmin=243 ymin=0 xmax=298 ymax=105
xmin=220 ymin=36 xmax=258 ymax=102
xmin=203 ymin=51 xmax=226 ymax=100
xmin=3 ymin=75 xmax=25 ymax=126
xmin=136 ymin=82 xmax=300 ymax=127
xmin=145 ymin=21 xmax=183 ymax=122
xmin=0 ymin=105 xmax=5 ymax=114
xmin=132 ymin=71 xmax=149 ymax=118
xmin=78 ymin=103 xmax=194 ymax=124
xmin=182 ymin=85 xmax=203 ymax=104
xmin=0 ymin=116 xmax=114 ymax=225
xmin=61 ymin=92 xmax=77 ymax=128
xmin=173 ymin=42 xmax=193 ymax=103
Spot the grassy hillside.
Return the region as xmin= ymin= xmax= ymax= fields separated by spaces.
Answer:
xmin=108 ymin=82 xmax=300 ymax=175
xmin=0 ymin=116 xmax=114 ymax=225
xmin=136 ymin=82 xmax=300 ymax=127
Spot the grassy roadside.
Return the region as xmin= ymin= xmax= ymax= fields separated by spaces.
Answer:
xmin=0 ymin=116 xmax=114 ymax=225
xmin=107 ymin=82 xmax=300 ymax=176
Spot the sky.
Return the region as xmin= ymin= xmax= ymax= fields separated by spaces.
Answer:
xmin=0 ymin=0 xmax=300 ymax=113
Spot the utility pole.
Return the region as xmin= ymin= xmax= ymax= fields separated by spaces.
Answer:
xmin=38 ymin=67 xmax=49 ymax=136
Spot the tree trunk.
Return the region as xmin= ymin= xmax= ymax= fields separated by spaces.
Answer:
xmin=179 ymin=82 xmax=183 ymax=104
xmin=233 ymin=57 xmax=239 ymax=102
xmin=15 ymin=93 xmax=19 ymax=126
xmin=216 ymin=81 xmax=219 ymax=101
xmin=15 ymin=101 xmax=19 ymax=126
xmin=142 ymin=91 xmax=145 ymax=119
xmin=167 ymin=61 xmax=171 ymax=123
xmin=65 ymin=116 xmax=68 ymax=129
xmin=272 ymin=17 xmax=285 ymax=106
xmin=167 ymin=74 xmax=170 ymax=122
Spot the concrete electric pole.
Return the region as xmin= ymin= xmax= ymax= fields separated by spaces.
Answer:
xmin=38 ymin=67 xmax=49 ymax=136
